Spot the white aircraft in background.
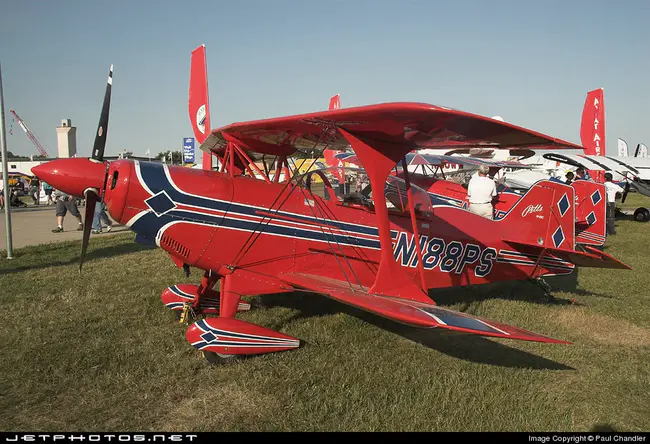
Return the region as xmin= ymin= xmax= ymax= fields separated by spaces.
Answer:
xmin=322 ymin=93 xmax=648 ymax=195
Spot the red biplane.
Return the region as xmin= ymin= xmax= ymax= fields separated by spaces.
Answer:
xmin=33 ymin=66 xmax=631 ymax=364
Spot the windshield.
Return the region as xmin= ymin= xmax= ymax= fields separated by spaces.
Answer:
xmin=293 ymin=166 xmax=434 ymax=217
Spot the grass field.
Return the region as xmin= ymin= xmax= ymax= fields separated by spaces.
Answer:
xmin=1 ymin=196 xmax=649 ymax=432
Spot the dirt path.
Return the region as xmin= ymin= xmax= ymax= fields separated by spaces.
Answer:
xmin=0 ymin=204 xmax=128 ymax=251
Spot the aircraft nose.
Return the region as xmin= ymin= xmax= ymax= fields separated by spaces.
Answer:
xmin=31 ymin=158 xmax=107 ymax=198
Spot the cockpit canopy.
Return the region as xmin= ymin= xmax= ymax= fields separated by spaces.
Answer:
xmin=293 ymin=166 xmax=434 ymax=218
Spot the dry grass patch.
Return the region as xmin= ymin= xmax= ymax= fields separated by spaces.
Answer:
xmin=159 ymin=383 xmax=281 ymax=432
xmin=552 ymin=308 xmax=650 ymax=347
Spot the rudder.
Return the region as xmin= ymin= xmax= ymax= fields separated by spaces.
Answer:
xmin=500 ymin=180 xmax=575 ymax=251
xmin=572 ymin=180 xmax=606 ymax=246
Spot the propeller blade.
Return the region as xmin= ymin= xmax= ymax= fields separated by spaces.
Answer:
xmin=80 ymin=189 xmax=99 ymax=272
xmin=91 ymin=65 xmax=113 ymax=162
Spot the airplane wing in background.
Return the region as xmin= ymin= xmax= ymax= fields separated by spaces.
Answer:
xmin=334 ymin=152 xmax=540 ymax=170
xmin=543 ymin=152 xmax=650 ymax=181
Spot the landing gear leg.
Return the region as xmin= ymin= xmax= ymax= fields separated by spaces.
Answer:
xmin=219 ymin=274 xmax=242 ymax=319
xmin=201 ymin=274 xmax=243 ymax=364
xmin=193 ymin=272 xmax=219 ymax=309
xmin=177 ymin=272 xmax=220 ymax=325
xmin=530 ymin=277 xmax=556 ymax=303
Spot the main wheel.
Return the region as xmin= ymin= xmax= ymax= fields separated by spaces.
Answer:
xmin=633 ymin=207 xmax=650 ymax=222
xmin=202 ymin=351 xmax=238 ymax=365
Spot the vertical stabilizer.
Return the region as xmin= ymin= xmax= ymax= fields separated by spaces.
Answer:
xmin=573 ymin=180 xmax=606 ymax=246
xmin=580 ymin=88 xmax=606 ymax=156
xmin=617 ymin=138 xmax=628 ymax=157
xmin=189 ymin=45 xmax=212 ymax=170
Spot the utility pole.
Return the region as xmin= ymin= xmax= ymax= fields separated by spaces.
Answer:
xmin=0 ymin=63 xmax=14 ymax=259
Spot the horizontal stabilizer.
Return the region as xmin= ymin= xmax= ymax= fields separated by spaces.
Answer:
xmin=280 ymin=272 xmax=569 ymax=344
xmin=503 ymin=239 xmax=631 ymax=270
xmin=576 ymin=245 xmax=633 ymax=270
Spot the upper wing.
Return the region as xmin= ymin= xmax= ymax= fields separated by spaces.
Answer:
xmin=200 ymin=103 xmax=584 ymax=159
xmin=279 ymin=272 xmax=570 ymax=344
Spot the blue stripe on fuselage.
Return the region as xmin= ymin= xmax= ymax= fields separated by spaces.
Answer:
xmin=133 ymin=162 xmax=381 ymax=248
xmin=137 ymin=162 xmax=379 ymax=236
xmin=139 ymin=162 xmax=231 ymax=212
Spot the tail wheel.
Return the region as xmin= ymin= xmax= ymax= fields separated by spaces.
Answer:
xmin=633 ymin=207 xmax=650 ymax=222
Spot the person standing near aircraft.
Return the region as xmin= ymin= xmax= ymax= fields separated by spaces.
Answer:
xmin=29 ymin=176 xmax=40 ymax=205
xmin=91 ymin=197 xmax=113 ymax=234
xmin=467 ymin=164 xmax=497 ymax=219
xmin=51 ymin=189 xmax=83 ymax=233
xmin=604 ymin=172 xmax=624 ymax=235
xmin=42 ymin=180 xmax=54 ymax=205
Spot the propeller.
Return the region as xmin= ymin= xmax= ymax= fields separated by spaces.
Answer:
xmin=80 ymin=65 xmax=113 ymax=272
xmin=621 ymin=181 xmax=631 ymax=204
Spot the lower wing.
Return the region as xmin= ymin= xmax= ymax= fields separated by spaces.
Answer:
xmin=279 ymin=272 xmax=570 ymax=344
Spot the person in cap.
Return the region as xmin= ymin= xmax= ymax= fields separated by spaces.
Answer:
xmin=467 ymin=164 xmax=497 ymax=219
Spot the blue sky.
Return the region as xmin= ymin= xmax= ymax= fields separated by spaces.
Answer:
xmin=1 ymin=0 xmax=649 ymax=163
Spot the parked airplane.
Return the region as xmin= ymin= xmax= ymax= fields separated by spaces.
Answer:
xmin=31 ymin=64 xmax=632 ymax=365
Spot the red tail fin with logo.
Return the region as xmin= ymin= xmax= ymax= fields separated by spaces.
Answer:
xmin=580 ymin=88 xmax=605 ymax=156
xmin=189 ymin=45 xmax=211 ymax=170
xmin=580 ymin=88 xmax=605 ymax=182
xmin=328 ymin=94 xmax=340 ymax=110
xmin=499 ymin=180 xmax=628 ymax=269
xmin=501 ymin=180 xmax=575 ymax=252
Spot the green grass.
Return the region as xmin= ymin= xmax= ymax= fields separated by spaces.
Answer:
xmin=1 ymin=212 xmax=649 ymax=432
xmin=618 ymin=192 xmax=650 ymax=211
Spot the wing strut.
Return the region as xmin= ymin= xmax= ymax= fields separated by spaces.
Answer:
xmin=337 ymin=129 xmax=432 ymax=304
xmin=288 ymin=158 xmax=367 ymax=289
xmin=401 ymin=155 xmax=427 ymax=291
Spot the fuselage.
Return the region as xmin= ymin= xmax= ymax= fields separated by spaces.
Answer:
xmin=100 ymin=160 xmax=574 ymax=296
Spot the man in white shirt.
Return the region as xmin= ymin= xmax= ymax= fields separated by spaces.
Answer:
xmin=467 ymin=165 xmax=497 ymax=219
xmin=604 ymin=172 xmax=624 ymax=235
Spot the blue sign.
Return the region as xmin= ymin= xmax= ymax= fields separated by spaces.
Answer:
xmin=183 ymin=137 xmax=195 ymax=163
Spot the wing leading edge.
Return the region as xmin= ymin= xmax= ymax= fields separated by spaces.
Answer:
xmin=279 ymin=272 xmax=570 ymax=344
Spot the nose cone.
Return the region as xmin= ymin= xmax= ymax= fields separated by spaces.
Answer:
xmin=32 ymin=158 xmax=107 ymax=198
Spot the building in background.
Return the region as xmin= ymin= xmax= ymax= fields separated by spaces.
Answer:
xmin=56 ymin=119 xmax=77 ymax=158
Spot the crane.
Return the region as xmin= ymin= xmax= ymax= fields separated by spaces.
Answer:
xmin=9 ymin=110 xmax=49 ymax=158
